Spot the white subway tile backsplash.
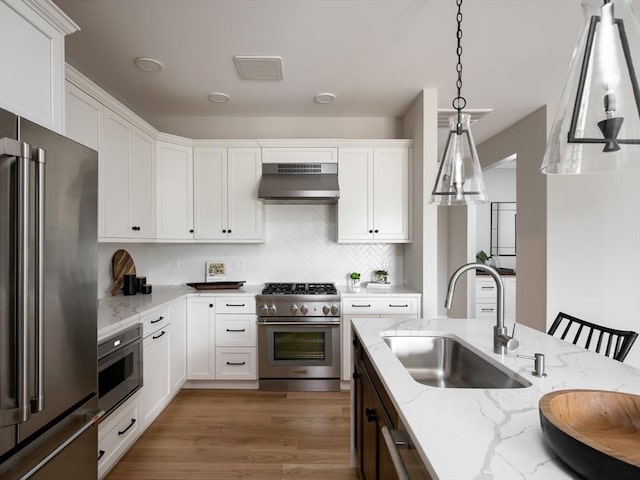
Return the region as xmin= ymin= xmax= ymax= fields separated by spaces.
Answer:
xmin=98 ymin=204 xmax=403 ymax=297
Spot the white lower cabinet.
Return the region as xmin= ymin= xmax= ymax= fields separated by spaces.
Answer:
xmin=98 ymin=393 xmax=140 ymax=479
xmin=187 ymin=296 xmax=257 ymax=381
xmin=341 ymin=296 xmax=420 ymax=382
xmin=169 ymin=299 xmax=187 ymax=393
xmin=475 ymin=276 xmax=516 ymax=321
xmin=140 ymin=317 xmax=171 ymax=428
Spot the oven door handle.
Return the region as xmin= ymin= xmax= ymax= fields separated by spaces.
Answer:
xmin=257 ymin=320 xmax=340 ymax=327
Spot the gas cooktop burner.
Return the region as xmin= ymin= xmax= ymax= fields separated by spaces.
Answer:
xmin=261 ymin=282 xmax=338 ymax=296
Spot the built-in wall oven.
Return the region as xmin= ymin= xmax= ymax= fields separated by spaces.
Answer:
xmin=98 ymin=324 xmax=143 ymax=419
xmin=257 ymin=283 xmax=341 ymax=391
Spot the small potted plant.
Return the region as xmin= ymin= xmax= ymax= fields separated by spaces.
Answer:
xmin=350 ymin=272 xmax=361 ymax=289
xmin=476 ymin=250 xmax=489 ymax=264
xmin=374 ymin=269 xmax=389 ymax=284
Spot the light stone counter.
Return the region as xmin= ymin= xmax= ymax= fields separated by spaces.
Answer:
xmin=339 ymin=284 xmax=421 ymax=297
xmin=98 ymin=284 xmax=263 ymax=340
xmin=351 ymin=316 xmax=640 ymax=480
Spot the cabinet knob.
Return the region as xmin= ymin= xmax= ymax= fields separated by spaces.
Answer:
xmin=228 ymin=229 xmax=231 ymax=233
xmin=374 ymin=229 xmax=379 ymax=233
xmin=369 ymin=229 xmax=373 ymax=233
xmin=189 ymin=229 xmax=194 ymax=233
xmin=209 ymin=303 xmax=213 ymax=308
xmin=222 ymin=229 xmax=226 ymax=233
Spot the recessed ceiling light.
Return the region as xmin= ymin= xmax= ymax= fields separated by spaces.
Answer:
xmin=314 ymin=93 xmax=336 ymax=104
xmin=134 ymin=57 xmax=164 ymax=72
xmin=208 ymin=92 xmax=230 ymax=103
xmin=234 ymin=56 xmax=283 ymax=80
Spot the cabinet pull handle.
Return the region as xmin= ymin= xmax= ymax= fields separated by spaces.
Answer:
xmin=481 ymin=308 xmax=495 ymax=312
xmin=152 ymin=331 xmax=166 ymax=340
xmin=352 ymin=304 xmax=371 ymax=308
xmin=98 ymin=449 xmax=105 ymax=461
xmin=150 ymin=316 xmax=164 ymax=324
xmin=381 ymin=426 xmax=411 ymax=480
xmin=226 ymin=328 xmax=246 ymax=332
xmin=118 ymin=418 xmax=136 ymax=436
xmin=365 ymin=407 xmax=377 ymax=423
xmin=389 ymin=304 xmax=408 ymax=308
xmin=226 ymin=303 xmax=245 ymax=307
xmin=226 ymin=361 xmax=246 ymax=366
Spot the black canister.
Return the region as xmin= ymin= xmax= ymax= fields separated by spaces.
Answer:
xmin=123 ymin=274 xmax=137 ymax=295
xmin=136 ymin=276 xmax=147 ymax=292
xmin=141 ymin=284 xmax=152 ymax=294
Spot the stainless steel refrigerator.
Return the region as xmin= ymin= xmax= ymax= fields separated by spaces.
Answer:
xmin=0 ymin=107 xmax=100 ymax=479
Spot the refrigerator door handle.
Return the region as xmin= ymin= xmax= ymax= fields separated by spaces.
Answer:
xmin=0 ymin=138 xmax=32 ymax=427
xmin=18 ymin=409 xmax=104 ymax=480
xmin=31 ymin=147 xmax=46 ymax=414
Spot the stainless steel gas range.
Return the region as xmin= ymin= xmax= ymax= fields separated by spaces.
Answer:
xmin=257 ymin=283 xmax=341 ymax=391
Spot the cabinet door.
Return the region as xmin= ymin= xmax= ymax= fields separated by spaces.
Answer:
xmin=101 ymin=108 xmax=132 ymax=238
xmin=360 ymin=365 xmax=378 ymax=480
xmin=65 ymin=82 xmax=101 ymax=151
xmin=141 ymin=326 xmax=171 ymax=428
xmin=227 ymin=148 xmax=263 ymax=241
xmin=337 ymin=148 xmax=373 ymax=242
xmin=130 ymin=130 xmax=155 ymax=238
xmin=156 ymin=141 xmax=193 ymax=239
xmin=193 ymin=147 xmax=227 ymax=240
xmin=169 ymin=300 xmax=187 ymax=393
xmin=373 ymin=148 xmax=410 ymax=242
xmin=186 ymin=298 xmax=216 ymax=379
xmin=504 ymin=277 xmax=516 ymax=322
xmin=0 ymin=0 xmax=66 ymax=132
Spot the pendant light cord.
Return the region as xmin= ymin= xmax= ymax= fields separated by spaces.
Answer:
xmin=453 ymin=0 xmax=466 ymax=133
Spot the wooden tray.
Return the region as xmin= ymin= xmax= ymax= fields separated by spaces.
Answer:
xmin=110 ymin=249 xmax=136 ymax=296
xmin=186 ymin=281 xmax=246 ymax=291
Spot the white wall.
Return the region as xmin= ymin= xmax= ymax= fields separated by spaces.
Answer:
xmin=150 ymin=115 xmax=401 ymax=140
xmin=547 ymin=170 xmax=640 ymax=368
xmin=98 ymin=204 xmax=403 ymax=298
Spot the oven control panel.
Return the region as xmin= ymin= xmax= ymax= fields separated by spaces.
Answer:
xmin=258 ymin=301 xmax=340 ymax=317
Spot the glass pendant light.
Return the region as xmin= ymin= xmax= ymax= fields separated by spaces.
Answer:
xmin=430 ymin=0 xmax=488 ymax=205
xmin=542 ymin=0 xmax=640 ymax=174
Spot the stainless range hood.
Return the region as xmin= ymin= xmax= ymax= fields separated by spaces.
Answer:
xmin=258 ymin=163 xmax=339 ymax=204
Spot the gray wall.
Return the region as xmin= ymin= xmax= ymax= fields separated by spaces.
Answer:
xmin=477 ymin=106 xmax=547 ymax=331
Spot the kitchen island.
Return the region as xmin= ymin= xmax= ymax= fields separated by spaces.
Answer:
xmin=351 ymin=316 xmax=640 ymax=479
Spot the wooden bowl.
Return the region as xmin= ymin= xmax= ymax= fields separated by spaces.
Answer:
xmin=539 ymin=389 xmax=640 ymax=479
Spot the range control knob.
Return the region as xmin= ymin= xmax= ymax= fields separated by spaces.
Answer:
xmin=300 ymin=305 xmax=309 ymax=315
xmin=330 ymin=305 xmax=339 ymax=315
xmin=260 ymin=304 xmax=269 ymax=315
xmin=290 ymin=305 xmax=299 ymax=315
xmin=268 ymin=304 xmax=277 ymax=315
xmin=322 ymin=305 xmax=330 ymax=315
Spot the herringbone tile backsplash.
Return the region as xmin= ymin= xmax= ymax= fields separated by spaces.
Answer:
xmin=98 ymin=204 xmax=403 ymax=297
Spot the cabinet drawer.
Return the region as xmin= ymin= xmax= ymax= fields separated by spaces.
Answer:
xmin=216 ymin=297 xmax=255 ymax=314
xmin=215 ymin=315 xmax=257 ymax=347
xmin=476 ymin=303 xmax=497 ymax=319
xmin=215 ymin=348 xmax=257 ymax=380
xmin=98 ymin=395 xmax=140 ymax=478
xmin=140 ymin=307 xmax=170 ymax=337
xmin=475 ymin=280 xmax=497 ymax=299
xmin=342 ymin=297 xmax=418 ymax=315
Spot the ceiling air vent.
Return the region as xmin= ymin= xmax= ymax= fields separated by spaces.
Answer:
xmin=437 ymin=108 xmax=493 ymax=128
xmin=234 ymin=56 xmax=283 ymax=80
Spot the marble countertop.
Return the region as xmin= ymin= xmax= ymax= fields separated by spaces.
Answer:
xmin=351 ymin=316 xmax=640 ymax=480
xmin=98 ymin=284 xmax=263 ymax=340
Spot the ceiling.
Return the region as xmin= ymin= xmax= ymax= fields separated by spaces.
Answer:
xmin=53 ymin=0 xmax=583 ymax=143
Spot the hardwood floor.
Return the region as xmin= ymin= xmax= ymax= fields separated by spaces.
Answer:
xmin=105 ymin=390 xmax=358 ymax=480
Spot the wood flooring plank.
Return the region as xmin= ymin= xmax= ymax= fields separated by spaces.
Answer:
xmin=105 ymin=390 xmax=356 ymax=480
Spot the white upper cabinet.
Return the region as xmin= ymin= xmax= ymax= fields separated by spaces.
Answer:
xmin=100 ymin=108 xmax=155 ymax=240
xmin=156 ymin=140 xmax=194 ymax=240
xmin=338 ymin=146 xmax=411 ymax=243
xmin=0 ymin=0 xmax=77 ymax=133
xmin=194 ymin=147 xmax=263 ymax=242
xmin=65 ymin=82 xmax=101 ymax=150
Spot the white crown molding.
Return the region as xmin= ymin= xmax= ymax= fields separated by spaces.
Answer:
xmin=192 ymin=139 xmax=260 ymax=149
xmin=66 ymin=63 xmax=158 ymax=138
xmin=156 ymin=131 xmax=194 ymax=147
xmin=21 ymin=0 xmax=79 ymax=35
xmin=257 ymin=139 xmax=413 ymax=148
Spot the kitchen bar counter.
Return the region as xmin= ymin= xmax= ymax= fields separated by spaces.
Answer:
xmin=351 ymin=316 xmax=640 ymax=479
xmin=340 ymin=284 xmax=421 ymax=297
xmin=98 ymin=284 xmax=263 ymax=339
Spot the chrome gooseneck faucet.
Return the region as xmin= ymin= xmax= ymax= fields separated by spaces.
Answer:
xmin=445 ymin=263 xmax=519 ymax=354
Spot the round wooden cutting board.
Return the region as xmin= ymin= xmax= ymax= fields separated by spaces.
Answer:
xmin=110 ymin=249 xmax=136 ymax=296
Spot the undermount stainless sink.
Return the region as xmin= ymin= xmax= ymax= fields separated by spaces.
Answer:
xmin=382 ymin=335 xmax=531 ymax=389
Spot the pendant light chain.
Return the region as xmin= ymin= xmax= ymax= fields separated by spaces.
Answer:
xmin=453 ymin=0 xmax=466 ymax=131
